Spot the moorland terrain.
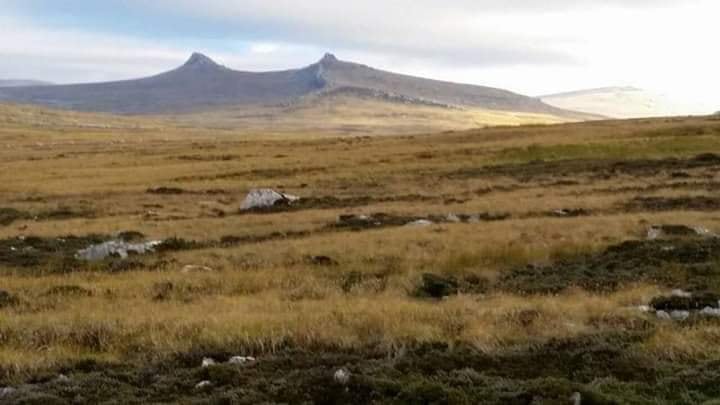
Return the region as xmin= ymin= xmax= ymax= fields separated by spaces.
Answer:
xmin=1 ymin=101 xmax=720 ymax=403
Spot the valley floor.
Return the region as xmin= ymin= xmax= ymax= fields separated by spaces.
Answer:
xmin=1 ymin=112 xmax=720 ymax=403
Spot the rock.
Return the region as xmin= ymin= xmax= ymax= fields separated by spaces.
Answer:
xmin=0 ymin=387 xmax=17 ymax=398
xmin=656 ymin=310 xmax=671 ymax=320
xmin=55 ymin=374 xmax=71 ymax=384
xmin=201 ymin=357 xmax=216 ymax=368
xmin=637 ymin=305 xmax=653 ymax=313
xmin=75 ymin=240 xmax=163 ymax=261
xmin=551 ymin=208 xmax=589 ymax=217
xmin=240 ymin=189 xmax=300 ymax=211
xmin=406 ymin=219 xmax=434 ymax=227
xmin=651 ymin=292 xmax=720 ymax=311
xmin=334 ymin=368 xmax=351 ymax=385
xmin=647 ymin=224 xmax=713 ymax=240
xmin=671 ymin=289 xmax=693 ymax=298
xmin=446 ymin=213 xmax=461 ymax=223
xmin=570 ymin=391 xmax=582 ymax=405
xmin=195 ymin=380 xmax=212 ymax=390
xmin=228 ymin=356 xmax=256 ymax=365
xmin=670 ymin=310 xmax=690 ymax=321
xmin=700 ymin=307 xmax=720 ymax=317
xmin=181 ymin=265 xmax=215 ymax=273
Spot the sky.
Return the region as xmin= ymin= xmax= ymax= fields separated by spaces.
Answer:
xmin=1 ymin=0 xmax=718 ymax=113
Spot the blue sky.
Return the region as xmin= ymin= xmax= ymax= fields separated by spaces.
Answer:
xmin=1 ymin=0 xmax=718 ymax=112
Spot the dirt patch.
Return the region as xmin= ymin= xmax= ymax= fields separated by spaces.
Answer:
xmin=173 ymin=166 xmax=328 ymax=182
xmin=498 ymin=236 xmax=720 ymax=294
xmin=44 ymin=285 xmax=93 ymax=297
xmin=446 ymin=153 xmax=720 ymax=182
xmin=146 ymin=186 xmax=185 ymax=195
xmin=8 ymin=330 xmax=720 ymax=404
xmin=650 ymin=292 xmax=720 ymax=311
xmin=0 ymin=208 xmax=25 ymax=226
xmin=239 ymin=194 xmax=438 ymax=215
xmin=0 ymin=207 xmax=92 ymax=227
xmin=0 ymin=290 xmax=20 ymax=309
xmin=414 ymin=273 xmax=490 ymax=298
xmin=625 ymin=196 xmax=720 ymax=212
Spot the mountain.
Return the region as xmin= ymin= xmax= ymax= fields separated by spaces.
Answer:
xmin=0 ymin=79 xmax=53 ymax=88
xmin=0 ymin=52 xmax=586 ymax=118
xmin=540 ymin=86 xmax=695 ymax=119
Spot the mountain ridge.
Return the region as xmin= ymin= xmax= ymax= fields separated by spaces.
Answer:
xmin=0 ymin=52 xmax=588 ymax=118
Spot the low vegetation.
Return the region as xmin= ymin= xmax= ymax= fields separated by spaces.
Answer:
xmin=1 ymin=108 xmax=720 ymax=403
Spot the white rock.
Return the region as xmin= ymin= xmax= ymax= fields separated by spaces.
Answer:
xmin=693 ymin=226 xmax=714 ymax=236
xmin=240 ymin=189 xmax=299 ymax=210
xmin=656 ymin=310 xmax=671 ymax=320
xmin=670 ymin=310 xmax=690 ymax=321
xmin=647 ymin=227 xmax=662 ymax=240
xmin=195 ymin=380 xmax=212 ymax=390
xmin=406 ymin=219 xmax=434 ymax=227
xmin=181 ymin=265 xmax=215 ymax=274
xmin=671 ymin=289 xmax=692 ymax=298
xmin=637 ymin=305 xmax=653 ymax=313
xmin=55 ymin=374 xmax=71 ymax=384
xmin=0 ymin=387 xmax=17 ymax=398
xmin=228 ymin=356 xmax=256 ymax=365
xmin=570 ymin=392 xmax=582 ymax=405
xmin=700 ymin=307 xmax=720 ymax=317
xmin=334 ymin=368 xmax=351 ymax=385
xmin=201 ymin=357 xmax=216 ymax=368
xmin=446 ymin=214 xmax=461 ymax=223
xmin=75 ymin=240 xmax=163 ymax=261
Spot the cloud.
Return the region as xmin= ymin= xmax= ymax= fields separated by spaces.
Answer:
xmin=0 ymin=0 xmax=718 ymax=113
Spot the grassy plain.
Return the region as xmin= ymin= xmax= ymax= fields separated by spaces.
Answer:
xmin=1 ymin=103 xmax=720 ymax=403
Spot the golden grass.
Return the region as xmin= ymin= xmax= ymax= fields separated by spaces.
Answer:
xmin=1 ymin=105 xmax=720 ymax=377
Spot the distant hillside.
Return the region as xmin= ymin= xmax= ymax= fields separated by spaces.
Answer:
xmin=0 ymin=52 xmax=588 ymax=119
xmin=0 ymin=79 xmax=53 ymax=88
xmin=541 ymin=87 xmax=692 ymax=119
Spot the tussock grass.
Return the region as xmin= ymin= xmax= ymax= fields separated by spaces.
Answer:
xmin=1 ymin=106 xmax=720 ymax=386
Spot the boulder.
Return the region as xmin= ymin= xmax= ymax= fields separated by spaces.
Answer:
xmin=0 ymin=387 xmax=16 ymax=399
xmin=75 ymin=240 xmax=162 ymax=261
xmin=195 ymin=380 xmax=212 ymax=390
xmin=181 ymin=265 xmax=215 ymax=273
xmin=228 ymin=356 xmax=256 ymax=365
xmin=670 ymin=310 xmax=690 ymax=321
xmin=201 ymin=357 xmax=216 ymax=368
xmin=334 ymin=368 xmax=351 ymax=385
xmin=240 ymin=189 xmax=300 ymax=211
xmin=406 ymin=219 xmax=434 ymax=227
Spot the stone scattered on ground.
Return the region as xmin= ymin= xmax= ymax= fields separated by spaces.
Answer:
xmin=650 ymin=290 xmax=720 ymax=320
xmin=75 ymin=240 xmax=163 ymax=261
xmin=240 ymin=189 xmax=300 ymax=211
xmin=333 ymin=368 xmax=351 ymax=385
xmin=181 ymin=264 xmax=215 ymax=273
xmin=201 ymin=358 xmax=216 ymax=368
xmin=55 ymin=374 xmax=71 ymax=384
xmin=228 ymin=356 xmax=256 ymax=365
xmin=335 ymin=212 xmax=511 ymax=230
xmin=406 ymin=219 xmax=434 ymax=227
xmin=647 ymin=224 xmax=715 ymax=240
xmin=195 ymin=381 xmax=212 ymax=390
xmin=0 ymin=387 xmax=17 ymax=398
xmin=551 ymin=208 xmax=590 ymax=217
